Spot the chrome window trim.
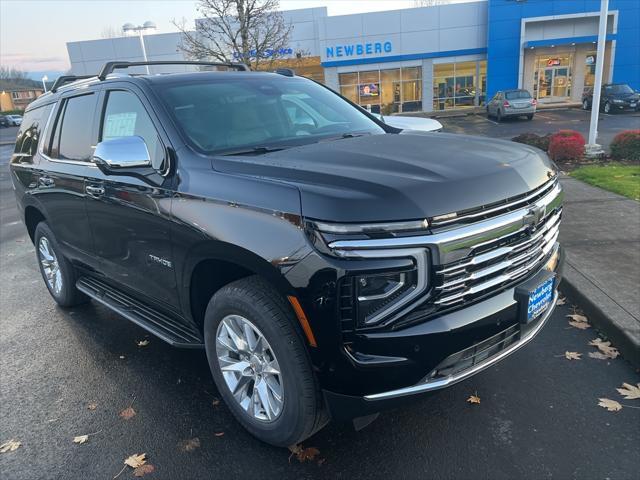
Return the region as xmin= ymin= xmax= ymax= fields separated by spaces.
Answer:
xmin=364 ymin=285 xmax=558 ymax=401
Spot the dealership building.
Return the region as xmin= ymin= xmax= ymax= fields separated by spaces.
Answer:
xmin=67 ymin=0 xmax=639 ymax=114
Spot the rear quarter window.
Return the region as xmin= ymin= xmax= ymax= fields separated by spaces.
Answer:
xmin=14 ymin=104 xmax=53 ymax=157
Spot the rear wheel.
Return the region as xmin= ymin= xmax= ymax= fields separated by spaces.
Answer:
xmin=203 ymin=276 xmax=326 ymax=446
xmin=34 ymin=222 xmax=88 ymax=307
xmin=604 ymin=101 xmax=611 ymax=114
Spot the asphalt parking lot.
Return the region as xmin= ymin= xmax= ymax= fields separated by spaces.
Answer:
xmin=438 ymin=108 xmax=640 ymax=151
xmin=0 ymin=130 xmax=639 ymax=478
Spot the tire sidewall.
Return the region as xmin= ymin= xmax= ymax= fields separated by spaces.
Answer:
xmin=203 ymin=285 xmax=314 ymax=446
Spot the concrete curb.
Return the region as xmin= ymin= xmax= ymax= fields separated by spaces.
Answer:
xmin=560 ymin=262 xmax=640 ymax=368
xmin=0 ymin=141 xmax=15 ymax=146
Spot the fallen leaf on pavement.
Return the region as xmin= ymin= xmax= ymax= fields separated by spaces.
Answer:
xmin=214 ymin=432 xmax=224 ymax=437
xmin=212 ymin=398 xmax=220 ymax=407
xmin=134 ymin=464 xmax=155 ymax=477
xmin=616 ymin=383 xmax=640 ymax=400
xmin=589 ymin=338 xmax=619 ymax=359
xmin=598 ymin=398 xmax=622 ymax=412
xmin=125 ymin=453 xmax=147 ymax=468
xmin=568 ymin=321 xmax=591 ymax=330
xmin=288 ymin=444 xmax=320 ymax=463
xmin=119 ymin=407 xmax=136 ymax=420
xmin=87 ymin=402 xmax=98 ymax=411
xmin=137 ymin=340 xmax=150 ymax=347
xmin=179 ymin=437 xmax=200 ymax=452
xmin=588 ymin=352 xmax=611 ymax=360
xmin=73 ymin=435 xmax=89 ymax=445
xmin=556 ymin=296 xmax=566 ymax=305
xmin=564 ymin=351 xmax=582 ymax=360
xmin=466 ymin=394 xmax=481 ymax=404
xmin=0 ymin=440 xmax=21 ymax=453
xmin=567 ymin=313 xmax=588 ymax=323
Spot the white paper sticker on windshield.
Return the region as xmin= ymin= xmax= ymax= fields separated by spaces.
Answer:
xmin=104 ymin=112 xmax=137 ymax=138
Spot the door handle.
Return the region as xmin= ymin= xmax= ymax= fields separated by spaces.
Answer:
xmin=38 ymin=176 xmax=55 ymax=188
xmin=86 ymin=185 xmax=105 ymax=196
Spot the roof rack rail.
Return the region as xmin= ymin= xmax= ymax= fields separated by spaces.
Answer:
xmin=50 ymin=75 xmax=95 ymax=93
xmin=97 ymin=60 xmax=250 ymax=80
xmin=274 ymin=68 xmax=295 ymax=77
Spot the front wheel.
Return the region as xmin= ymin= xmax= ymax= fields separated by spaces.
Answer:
xmin=203 ymin=276 xmax=326 ymax=446
xmin=34 ymin=222 xmax=88 ymax=307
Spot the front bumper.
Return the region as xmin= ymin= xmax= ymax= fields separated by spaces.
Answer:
xmin=323 ymin=246 xmax=563 ymax=420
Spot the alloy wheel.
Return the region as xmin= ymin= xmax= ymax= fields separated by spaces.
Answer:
xmin=215 ymin=314 xmax=284 ymax=422
xmin=38 ymin=236 xmax=62 ymax=295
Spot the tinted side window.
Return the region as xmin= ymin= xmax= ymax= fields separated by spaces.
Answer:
xmin=50 ymin=94 xmax=96 ymax=161
xmin=14 ymin=104 xmax=53 ymax=156
xmin=101 ymin=90 xmax=164 ymax=170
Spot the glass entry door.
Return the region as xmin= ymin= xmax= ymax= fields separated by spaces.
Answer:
xmin=535 ymin=55 xmax=573 ymax=102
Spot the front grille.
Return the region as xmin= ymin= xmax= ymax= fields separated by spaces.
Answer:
xmin=425 ymin=324 xmax=520 ymax=381
xmin=433 ymin=208 xmax=561 ymax=307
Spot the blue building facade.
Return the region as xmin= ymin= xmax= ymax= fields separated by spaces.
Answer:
xmin=486 ymin=0 xmax=640 ymax=99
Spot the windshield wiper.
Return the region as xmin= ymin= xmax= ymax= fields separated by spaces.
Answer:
xmin=220 ymin=146 xmax=288 ymax=156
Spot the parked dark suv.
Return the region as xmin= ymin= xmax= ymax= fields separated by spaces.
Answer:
xmin=11 ymin=61 xmax=563 ymax=447
xmin=582 ymin=83 xmax=639 ymax=113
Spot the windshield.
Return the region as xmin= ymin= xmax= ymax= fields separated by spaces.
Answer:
xmin=158 ymin=75 xmax=385 ymax=154
xmin=607 ymin=84 xmax=634 ymax=94
xmin=505 ymin=90 xmax=531 ymax=100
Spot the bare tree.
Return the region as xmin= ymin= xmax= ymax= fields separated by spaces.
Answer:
xmin=414 ymin=0 xmax=450 ymax=6
xmin=101 ymin=26 xmax=122 ymax=38
xmin=0 ymin=66 xmax=29 ymax=83
xmin=173 ymin=0 xmax=292 ymax=70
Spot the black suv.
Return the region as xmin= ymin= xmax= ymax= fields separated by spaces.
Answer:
xmin=11 ymin=61 xmax=563 ymax=447
xmin=582 ymin=83 xmax=639 ymax=113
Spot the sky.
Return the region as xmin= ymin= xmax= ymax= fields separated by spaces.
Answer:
xmin=0 ymin=0 xmax=468 ymax=75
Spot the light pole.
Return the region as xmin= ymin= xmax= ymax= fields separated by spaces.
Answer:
xmin=42 ymin=75 xmax=48 ymax=92
xmin=122 ymin=21 xmax=157 ymax=74
xmin=585 ymin=0 xmax=609 ymax=157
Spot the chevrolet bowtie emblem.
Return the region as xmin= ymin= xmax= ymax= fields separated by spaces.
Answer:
xmin=524 ymin=205 xmax=546 ymax=230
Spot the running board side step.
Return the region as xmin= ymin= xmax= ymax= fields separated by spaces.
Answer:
xmin=76 ymin=276 xmax=204 ymax=348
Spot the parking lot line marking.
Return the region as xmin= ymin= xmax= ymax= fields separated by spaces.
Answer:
xmin=483 ymin=117 xmax=499 ymax=125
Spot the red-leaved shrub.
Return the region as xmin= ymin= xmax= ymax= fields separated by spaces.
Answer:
xmin=610 ymin=130 xmax=640 ymax=160
xmin=548 ymin=130 xmax=586 ymax=161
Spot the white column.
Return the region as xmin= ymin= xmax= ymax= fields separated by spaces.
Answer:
xmin=586 ymin=0 xmax=609 ymax=155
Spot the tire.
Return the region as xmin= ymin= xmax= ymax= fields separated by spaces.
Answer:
xmin=604 ymin=101 xmax=611 ymax=114
xmin=583 ymin=99 xmax=590 ymax=110
xmin=203 ymin=276 xmax=326 ymax=447
xmin=496 ymin=109 xmax=502 ymax=122
xmin=34 ymin=222 xmax=88 ymax=307
xmin=526 ymin=113 xmax=534 ymax=120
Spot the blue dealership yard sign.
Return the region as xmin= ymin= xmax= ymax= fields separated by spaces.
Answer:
xmin=326 ymin=41 xmax=392 ymax=59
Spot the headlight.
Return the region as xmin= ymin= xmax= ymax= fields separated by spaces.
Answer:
xmin=356 ymin=268 xmax=419 ymax=326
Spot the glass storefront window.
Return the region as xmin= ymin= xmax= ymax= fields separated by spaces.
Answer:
xmin=338 ymin=67 xmax=422 ymax=114
xmin=584 ymin=52 xmax=596 ymax=87
xmin=433 ymin=60 xmax=485 ymax=110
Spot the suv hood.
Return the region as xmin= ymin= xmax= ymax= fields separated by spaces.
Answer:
xmin=212 ymin=133 xmax=556 ymax=223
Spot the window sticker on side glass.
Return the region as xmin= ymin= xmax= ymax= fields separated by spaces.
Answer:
xmin=104 ymin=112 xmax=137 ymax=138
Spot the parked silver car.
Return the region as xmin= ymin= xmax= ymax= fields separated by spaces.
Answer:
xmin=486 ymin=89 xmax=536 ymax=122
xmin=6 ymin=115 xmax=23 ymax=126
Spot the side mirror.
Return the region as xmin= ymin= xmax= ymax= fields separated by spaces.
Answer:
xmin=93 ymin=136 xmax=151 ymax=169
